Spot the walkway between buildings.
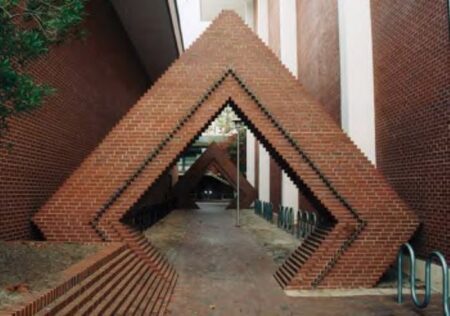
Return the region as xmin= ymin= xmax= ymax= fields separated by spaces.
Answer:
xmin=146 ymin=203 xmax=441 ymax=316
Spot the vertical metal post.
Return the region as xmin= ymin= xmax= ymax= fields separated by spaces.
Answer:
xmin=236 ymin=123 xmax=240 ymax=227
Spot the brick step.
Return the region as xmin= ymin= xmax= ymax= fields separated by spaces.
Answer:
xmin=153 ymin=257 xmax=172 ymax=283
xmin=141 ymin=243 xmax=165 ymax=264
xmin=285 ymin=244 xmax=316 ymax=273
xmin=314 ymin=227 xmax=332 ymax=235
xmin=156 ymin=272 xmax=178 ymax=316
xmin=305 ymin=235 xmax=323 ymax=247
xmin=311 ymin=229 xmax=328 ymax=238
xmin=295 ymin=242 xmax=314 ymax=255
xmin=91 ymin=257 xmax=174 ymax=316
xmin=115 ymin=267 xmax=162 ymax=315
xmin=155 ymin=270 xmax=178 ymax=315
xmin=128 ymin=266 xmax=175 ymax=315
xmin=274 ymin=226 xmax=333 ymax=289
xmin=149 ymin=269 xmax=177 ymax=315
xmin=132 ymin=274 xmax=168 ymax=315
xmin=87 ymin=259 xmax=151 ymax=315
xmin=56 ymin=253 xmax=140 ymax=315
xmin=284 ymin=258 xmax=300 ymax=275
xmin=274 ymin=270 xmax=289 ymax=287
xmin=278 ymin=264 xmax=296 ymax=280
xmin=116 ymin=226 xmax=173 ymax=276
xmin=293 ymin=248 xmax=311 ymax=261
xmin=139 ymin=242 xmax=174 ymax=278
xmin=301 ymin=241 xmax=319 ymax=254
xmin=36 ymin=247 xmax=133 ymax=316
xmin=135 ymin=245 xmax=169 ymax=275
xmin=286 ymin=255 xmax=305 ymax=269
xmin=127 ymin=229 xmax=144 ymax=239
xmin=279 ymin=264 xmax=296 ymax=279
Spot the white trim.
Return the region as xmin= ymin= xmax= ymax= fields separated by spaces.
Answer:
xmin=246 ymin=130 xmax=256 ymax=186
xmin=279 ymin=0 xmax=297 ymax=76
xmin=168 ymin=0 xmax=185 ymax=54
xmin=258 ymin=144 xmax=270 ymax=201
xmin=338 ymin=0 xmax=376 ymax=164
xmin=257 ymin=0 xmax=269 ymax=44
xmin=282 ymin=172 xmax=298 ymax=210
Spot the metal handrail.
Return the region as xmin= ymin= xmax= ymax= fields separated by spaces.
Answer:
xmin=397 ymin=243 xmax=449 ymax=316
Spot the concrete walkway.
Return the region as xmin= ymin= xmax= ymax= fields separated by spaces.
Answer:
xmin=146 ymin=203 xmax=442 ymax=316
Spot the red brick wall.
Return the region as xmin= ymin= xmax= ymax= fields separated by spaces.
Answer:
xmin=0 ymin=0 xmax=148 ymax=240
xmin=296 ymin=0 xmax=340 ymax=125
xmin=371 ymin=0 xmax=450 ymax=258
xmin=270 ymin=159 xmax=281 ymax=209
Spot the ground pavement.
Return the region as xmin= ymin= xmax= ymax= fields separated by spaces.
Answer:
xmin=145 ymin=203 xmax=442 ymax=316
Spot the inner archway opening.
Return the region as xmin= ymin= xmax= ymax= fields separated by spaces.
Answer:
xmin=120 ymin=101 xmax=337 ymax=274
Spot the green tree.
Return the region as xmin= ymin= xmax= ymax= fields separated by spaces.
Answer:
xmin=0 ymin=0 xmax=87 ymax=140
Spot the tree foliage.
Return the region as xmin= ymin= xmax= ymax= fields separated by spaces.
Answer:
xmin=0 ymin=0 xmax=87 ymax=139
xmin=205 ymin=106 xmax=238 ymax=135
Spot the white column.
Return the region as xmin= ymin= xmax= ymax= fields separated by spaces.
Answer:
xmin=279 ymin=0 xmax=299 ymax=210
xmin=279 ymin=0 xmax=298 ymax=76
xmin=338 ymin=0 xmax=376 ymax=164
xmin=252 ymin=0 xmax=270 ymax=202
xmin=282 ymin=174 xmax=298 ymax=210
xmin=245 ymin=0 xmax=254 ymax=28
xmin=257 ymin=0 xmax=269 ymax=44
xmin=258 ymin=145 xmax=270 ymax=202
xmin=246 ymin=130 xmax=255 ymax=186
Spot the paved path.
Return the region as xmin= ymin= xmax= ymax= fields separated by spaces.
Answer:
xmin=147 ymin=204 xmax=442 ymax=316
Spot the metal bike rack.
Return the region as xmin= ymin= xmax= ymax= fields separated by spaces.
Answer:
xmin=397 ymin=243 xmax=449 ymax=316
xmin=296 ymin=210 xmax=302 ymax=238
xmin=285 ymin=207 xmax=292 ymax=232
xmin=255 ymin=201 xmax=320 ymax=241
xmin=278 ymin=205 xmax=284 ymax=228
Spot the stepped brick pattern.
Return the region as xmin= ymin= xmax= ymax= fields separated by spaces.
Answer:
xmin=275 ymin=226 xmax=332 ymax=288
xmin=0 ymin=243 xmax=176 ymax=316
xmin=173 ymin=142 xmax=257 ymax=209
xmin=33 ymin=11 xmax=418 ymax=290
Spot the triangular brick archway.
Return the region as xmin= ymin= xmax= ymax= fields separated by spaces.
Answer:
xmin=33 ymin=11 xmax=418 ymax=290
xmin=173 ymin=142 xmax=257 ymax=209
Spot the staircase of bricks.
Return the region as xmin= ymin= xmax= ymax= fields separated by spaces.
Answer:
xmin=35 ymin=245 xmax=176 ymax=316
xmin=11 ymin=10 xmax=420 ymax=316
xmin=275 ymin=225 xmax=333 ymax=289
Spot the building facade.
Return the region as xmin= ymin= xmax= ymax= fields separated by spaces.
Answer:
xmin=0 ymin=0 xmax=149 ymax=240
xmin=0 ymin=0 xmax=181 ymax=240
xmin=0 ymin=0 xmax=448 ymax=264
xmin=246 ymin=0 xmax=449 ymax=259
